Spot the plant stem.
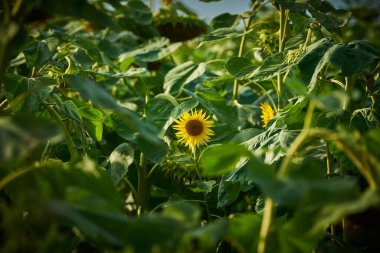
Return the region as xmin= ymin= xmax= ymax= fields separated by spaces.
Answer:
xmin=231 ymin=1 xmax=261 ymax=105
xmin=0 ymin=163 xmax=41 ymax=191
xmin=257 ymin=198 xmax=275 ymax=253
xmin=193 ymin=149 xmax=211 ymax=222
xmin=276 ymin=7 xmax=288 ymax=110
xmin=46 ymin=105 xmax=78 ymax=161
xmin=303 ymin=28 xmax=313 ymax=51
xmin=137 ymin=152 xmax=147 ymax=215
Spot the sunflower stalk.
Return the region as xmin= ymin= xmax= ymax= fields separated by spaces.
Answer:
xmin=137 ymin=152 xmax=148 ymax=215
xmin=231 ymin=0 xmax=263 ymax=105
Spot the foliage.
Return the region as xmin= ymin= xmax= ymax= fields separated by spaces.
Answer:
xmin=1 ymin=0 xmax=380 ymax=252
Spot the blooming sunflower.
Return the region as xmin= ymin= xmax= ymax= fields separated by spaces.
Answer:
xmin=173 ymin=110 xmax=214 ymax=151
xmin=260 ymin=102 xmax=276 ymax=128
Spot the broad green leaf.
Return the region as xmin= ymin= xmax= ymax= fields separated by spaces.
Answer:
xmin=210 ymin=13 xmax=240 ymax=29
xmin=329 ymin=40 xmax=380 ymax=76
xmin=289 ymin=13 xmax=312 ymax=34
xmin=66 ymin=75 xmax=160 ymax=144
xmin=199 ymin=28 xmax=253 ymax=47
xmin=200 ymin=143 xmax=252 ymax=176
xmin=145 ymin=94 xmax=176 ymax=128
xmin=227 ymin=214 xmax=262 ymax=253
xmin=312 ymin=10 xmax=351 ymax=28
xmin=79 ymin=106 xmax=104 ymax=142
xmin=162 ymin=199 xmax=201 ymax=226
xmin=119 ymin=37 xmax=181 ymax=62
xmin=164 ymin=61 xmax=205 ymax=96
xmin=109 ymin=143 xmax=134 ymax=184
xmin=0 ymin=116 xmax=62 ymax=164
xmin=189 ymin=84 xmax=239 ymax=127
xmin=71 ymin=48 xmax=95 ymax=69
xmin=125 ymin=0 xmax=152 ymax=25
xmin=23 ymin=40 xmax=53 ymax=68
xmin=40 ymin=0 xmax=117 ymax=29
xmin=249 ymin=52 xmax=289 ymax=82
xmin=226 ymin=57 xmax=257 ymax=79
xmin=278 ymin=0 xmax=307 ymax=12
xmin=190 ymin=180 xmax=216 ymax=193
xmin=217 ymin=174 xmax=253 ymax=208
xmin=298 ymin=38 xmax=335 ymax=90
xmin=137 ymin=134 xmax=168 ymax=163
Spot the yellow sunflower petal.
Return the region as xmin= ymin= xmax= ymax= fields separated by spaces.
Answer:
xmin=172 ymin=109 xmax=215 ymax=150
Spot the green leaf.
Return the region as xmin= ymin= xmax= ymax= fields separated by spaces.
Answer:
xmin=71 ymin=48 xmax=95 ymax=69
xmin=125 ymin=0 xmax=152 ymax=25
xmin=199 ymin=28 xmax=253 ymax=47
xmin=289 ymin=13 xmax=312 ymax=34
xmin=23 ymin=40 xmax=53 ymax=68
xmin=226 ymin=57 xmax=257 ymax=79
xmin=249 ymin=52 xmax=289 ymax=82
xmin=119 ymin=37 xmax=181 ymax=62
xmin=164 ymin=61 xmax=206 ymax=96
xmin=108 ymin=143 xmax=134 ymax=184
xmin=190 ymin=180 xmax=216 ymax=193
xmin=40 ymin=0 xmax=117 ymax=29
xmin=200 ymin=143 xmax=252 ymax=176
xmin=329 ymin=40 xmax=380 ymax=76
xmin=312 ymin=10 xmax=351 ymax=28
xmin=227 ymin=214 xmax=262 ymax=253
xmin=0 ymin=115 xmax=62 ymax=164
xmin=162 ymin=199 xmax=201 ymax=226
xmin=79 ymin=106 xmax=104 ymax=142
xmin=210 ymin=13 xmax=240 ymax=29
xmin=66 ymin=75 xmax=160 ymax=144
xmin=298 ymin=38 xmax=335 ymax=90
xmin=217 ymin=174 xmax=252 ymax=207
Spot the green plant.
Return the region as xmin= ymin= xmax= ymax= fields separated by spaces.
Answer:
xmin=1 ymin=0 xmax=380 ymax=252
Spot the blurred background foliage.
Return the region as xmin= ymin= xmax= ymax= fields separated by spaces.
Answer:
xmin=0 ymin=0 xmax=380 ymax=252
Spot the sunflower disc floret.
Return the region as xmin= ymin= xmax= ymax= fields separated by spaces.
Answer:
xmin=173 ymin=109 xmax=214 ymax=151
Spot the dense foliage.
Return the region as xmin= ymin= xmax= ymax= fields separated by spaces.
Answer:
xmin=1 ymin=0 xmax=380 ymax=252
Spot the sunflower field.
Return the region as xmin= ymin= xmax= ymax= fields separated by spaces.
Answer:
xmin=1 ymin=0 xmax=380 ymax=252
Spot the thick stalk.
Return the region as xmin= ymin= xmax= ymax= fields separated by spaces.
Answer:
xmin=276 ymin=7 xmax=288 ymax=110
xmin=193 ymin=149 xmax=211 ymax=222
xmin=231 ymin=1 xmax=261 ymax=105
xmin=257 ymin=198 xmax=275 ymax=253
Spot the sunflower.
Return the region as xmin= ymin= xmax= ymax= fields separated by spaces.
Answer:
xmin=260 ymin=102 xmax=276 ymax=128
xmin=173 ymin=110 xmax=214 ymax=151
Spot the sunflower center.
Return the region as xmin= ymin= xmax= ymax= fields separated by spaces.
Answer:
xmin=185 ymin=120 xmax=204 ymax=136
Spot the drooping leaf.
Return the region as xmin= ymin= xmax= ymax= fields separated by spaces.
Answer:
xmin=200 ymin=143 xmax=252 ymax=176
xmin=312 ymin=10 xmax=351 ymax=28
xmin=164 ymin=61 xmax=206 ymax=96
xmin=108 ymin=143 xmax=134 ymax=184
xmin=226 ymin=57 xmax=257 ymax=79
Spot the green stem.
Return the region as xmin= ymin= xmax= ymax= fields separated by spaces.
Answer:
xmin=326 ymin=143 xmax=332 ymax=176
xmin=193 ymin=149 xmax=211 ymax=222
xmin=46 ymin=105 xmax=78 ymax=161
xmin=231 ymin=1 xmax=262 ymax=105
xmin=276 ymin=7 xmax=288 ymax=110
xmin=303 ymin=28 xmax=312 ymax=51
xmin=0 ymin=163 xmax=41 ymax=191
xmin=257 ymin=198 xmax=275 ymax=253
xmin=137 ymin=152 xmax=147 ymax=215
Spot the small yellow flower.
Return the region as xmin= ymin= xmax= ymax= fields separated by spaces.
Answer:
xmin=260 ymin=102 xmax=276 ymax=128
xmin=173 ymin=109 xmax=214 ymax=151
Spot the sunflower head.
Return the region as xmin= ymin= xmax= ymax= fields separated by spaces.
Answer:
xmin=173 ymin=109 xmax=214 ymax=151
xmin=260 ymin=102 xmax=276 ymax=128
